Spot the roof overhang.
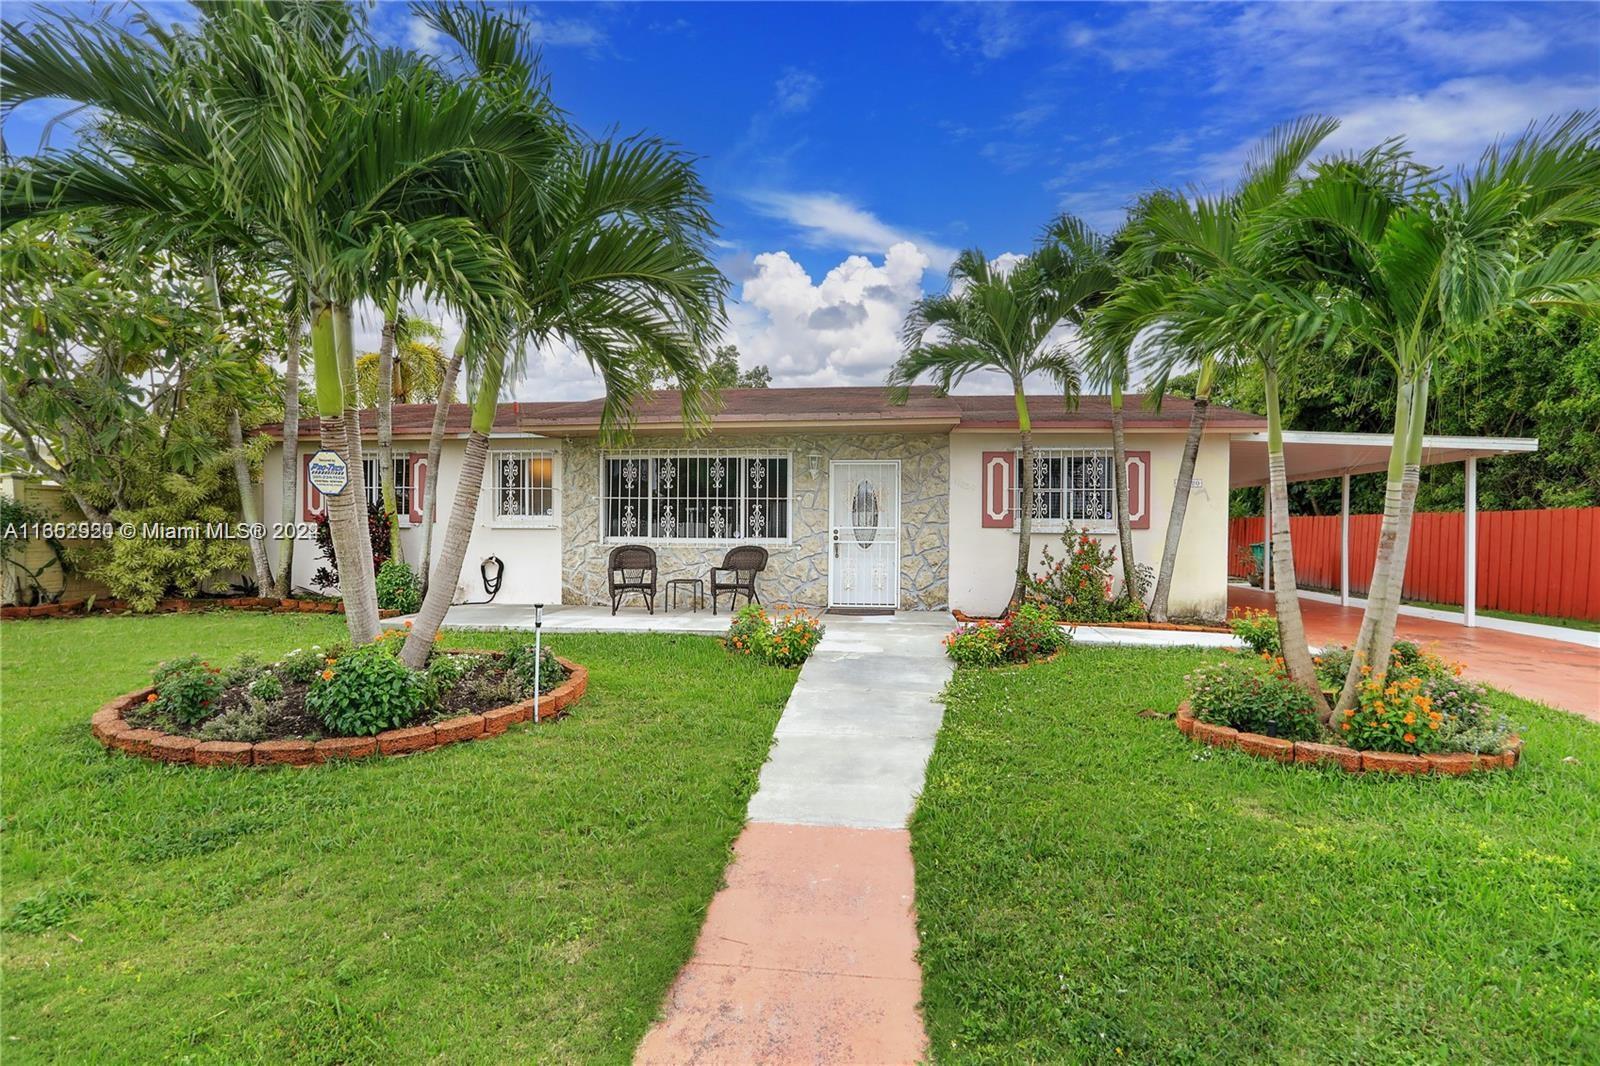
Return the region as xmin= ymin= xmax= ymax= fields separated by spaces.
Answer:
xmin=1229 ymin=431 xmax=1538 ymax=488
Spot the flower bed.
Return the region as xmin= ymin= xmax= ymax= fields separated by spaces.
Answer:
xmin=88 ymin=630 xmax=587 ymax=767
xmin=1178 ymin=636 xmax=1522 ymax=773
xmin=944 ymin=603 xmax=1072 ymax=667
xmin=1177 ymin=701 xmax=1522 ymax=775
xmin=725 ymin=604 xmax=824 ymax=667
xmin=2 ymin=595 xmax=402 ymax=620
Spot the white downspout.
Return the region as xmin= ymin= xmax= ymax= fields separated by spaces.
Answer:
xmin=1339 ymin=472 xmax=1350 ymax=608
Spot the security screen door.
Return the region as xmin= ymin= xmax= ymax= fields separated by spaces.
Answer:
xmin=828 ymin=460 xmax=900 ymax=608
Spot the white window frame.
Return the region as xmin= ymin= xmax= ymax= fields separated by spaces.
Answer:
xmin=1013 ymin=447 xmax=1117 ymax=533
xmin=361 ymin=456 xmax=414 ymax=527
xmin=489 ymin=449 xmax=558 ymax=528
xmin=601 ymin=449 xmax=793 ymax=544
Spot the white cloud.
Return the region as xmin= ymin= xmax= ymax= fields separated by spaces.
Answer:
xmin=923 ymin=2 xmax=1029 ymax=61
xmin=773 ymin=69 xmax=821 ymax=113
xmin=743 ymin=191 xmax=958 ymax=270
xmin=728 ymin=242 xmax=931 ymax=387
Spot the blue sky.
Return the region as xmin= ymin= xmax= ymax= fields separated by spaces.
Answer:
xmin=5 ymin=1 xmax=1598 ymax=396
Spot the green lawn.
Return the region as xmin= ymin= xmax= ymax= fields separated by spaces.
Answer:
xmin=911 ymin=648 xmax=1600 ymax=1064
xmin=1 ymin=613 xmax=794 ymax=1064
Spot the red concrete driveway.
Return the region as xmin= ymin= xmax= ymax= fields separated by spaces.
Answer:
xmin=1228 ymin=587 xmax=1600 ymax=723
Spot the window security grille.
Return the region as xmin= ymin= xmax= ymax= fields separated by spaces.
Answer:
xmin=1015 ymin=448 xmax=1115 ymax=528
xmin=491 ymin=450 xmax=555 ymax=521
xmin=603 ymin=452 xmax=790 ymax=541
xmin=361 ymin=457 xmax=413 ymax=516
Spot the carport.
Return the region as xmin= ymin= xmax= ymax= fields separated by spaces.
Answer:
xmin=1228 ymin=431 xmax=1539 ymax=627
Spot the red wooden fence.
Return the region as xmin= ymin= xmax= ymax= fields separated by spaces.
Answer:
xmin=1227 ymin=507 xmax=1600 ymax=622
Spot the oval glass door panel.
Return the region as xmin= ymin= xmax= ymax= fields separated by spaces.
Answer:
xmin=851 ymin=479 xmax=880 ymax=547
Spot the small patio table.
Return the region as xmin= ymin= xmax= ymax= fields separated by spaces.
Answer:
xmin=666 ymin=577 xmax=704 ymax=612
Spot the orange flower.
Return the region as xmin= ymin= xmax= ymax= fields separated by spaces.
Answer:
xmin=1428 ymin=722 xmax=1440 ymax=731
xmin=325 ymin=657 xmax=336 ymax=665
xmin=1341 ymin=723 xmax=1352 ymax=732
xmin=1403 ymin=732 xmax=1417 ymax=744
xmin=146 ymin=692 xmax=158 ymax=703
xmin=320 ymin=668 xmax=335 ymax=681
xmin=1343 ymin=708 xmax=1355 ymax=718
xmin=404 ymin=619 xmax=414 ymax=628
xmin=1402 ymin=712 xmax=1416 ymax=726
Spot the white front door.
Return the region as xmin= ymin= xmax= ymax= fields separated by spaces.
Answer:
xmin=828 ymin=460 xmax=901 ymax=608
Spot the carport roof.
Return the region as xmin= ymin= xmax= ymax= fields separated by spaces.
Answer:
xmin=1228 ymin=431 xmax=1538 ymax=488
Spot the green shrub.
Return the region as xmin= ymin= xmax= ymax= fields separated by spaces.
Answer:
xmin=1185 ymin=655 xmax=1320 ymax=740
xmin=1228 ymin=607 xmax=1280 ymax=656
xmin=304 ymin=642 xmax=426 ymax=736
xmin=723 ymin=605 xmax=825 ymax=668
xmin=279 ymin=644 xmax=337 ymax=684
xmin=150 ymin=655 xmax=225 ymax=727
xmin=247 ymin=671 xmax=284 ymax=702
xmin=1336 ymin=647 xmax=1515 ymax=754
xmin=1026 ymin=525 xmax=1146 ymax=622
xmin=375 ymin=559 xmax=422 ymax=614
xmin=505 ymin=640 xmax=568 ymax=693
xmin=222 ymin=652 xmax=267 ymax=688
xmin=198 ymin=704 xmax=269 ymax=743
xmin=998 ymin=603 xmax=1069 ymax=662
xmin=943 ymin=622 xmax=1005 ymax=667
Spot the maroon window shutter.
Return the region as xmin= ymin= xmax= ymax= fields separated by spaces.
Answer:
xmin=981 ymin=451 xmax=1014 ymax=528
xmin=301 ymin=452 xmax=325 ymax=522
xmin=1126 ymin=451 xmax=1151 ymax=530
xmin=408 ymin=453 xmax=426 ymax=524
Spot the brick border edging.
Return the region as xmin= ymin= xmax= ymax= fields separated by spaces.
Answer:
xmin=4 ymin=596 xmax=402 ymax=620
xmin=1175 ymin=701 xmax=1521 ymax=775
xmin=950 ymin=609 xmax=1231 ymax=634
xmin=89 ymin=658 xmax=588 ymax=768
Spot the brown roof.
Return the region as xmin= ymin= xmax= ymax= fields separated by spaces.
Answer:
xmin=260 ymin=386 xmax=1264 ymax=439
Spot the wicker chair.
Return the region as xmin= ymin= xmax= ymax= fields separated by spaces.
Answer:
xmin=711 ymin=545 xmax=768 ymax=615
xmin=607 ymin=544 xmax=658 ymax=615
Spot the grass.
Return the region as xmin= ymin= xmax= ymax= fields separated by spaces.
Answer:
xmin=911 ymin=647 xmax=1600 ymax=1064
xmin=1 ymin=613 xmax=794 ymax=1064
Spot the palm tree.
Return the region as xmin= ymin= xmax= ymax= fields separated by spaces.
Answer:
xmin=3 ymin=2 xmax=542 ymax=643
xmin=1088 ymin=120 xmax=1340 ymax=622
xmin=1038 ymin=215 xmax=1139 ymax=608
xmin=358 ymin=311 xmax=448 ymax=563
xmin=395 ymin=3 xmax=726 ymax=668
xmin=275 ymin=312 xmax=303 ymax=598
xmin=1273 ymin=112 xmax=1600 ymax=713
xmin=417 ymin=335 xmax=466 ymax=597
xmin=889 ymin=248 xmax=1110 ymax=611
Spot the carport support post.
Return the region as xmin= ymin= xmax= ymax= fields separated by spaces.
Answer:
xmin=1339 ymin=473 xmax=1350 ymax=607
xmin=1262 ymin=487 xmax=1273 ymax=593
xmin=1464 ymin=458 xmax=1478 ymax=627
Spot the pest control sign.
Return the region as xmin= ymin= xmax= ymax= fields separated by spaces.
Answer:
xmin=307 ymin=450 xmax=349 ymax=496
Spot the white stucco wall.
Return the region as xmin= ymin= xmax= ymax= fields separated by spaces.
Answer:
xmin=947 ymin=430 xmax=1234 ymax=620
xmin=259 ymin=435 xmax=563 ymax=605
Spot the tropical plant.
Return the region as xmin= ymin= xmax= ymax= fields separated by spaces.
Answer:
xmin=2 ymin=1 xmax=543 ymax=644
xmin=1185 ymin=655 xmax=1320 ymax=740
xmin=305 ymin=641 xmax=428 ymax=737
xmin=1026 ymin=525 xmax=1145 ymax=623
xmin=418 ymin=335 xmax=466 ymax=596
xmin=375 ymin=558 xmax=422 ymax=614
xmin=1086 ymin=122 xmax=1341 ymax=624
xmin=1104 ymin=117 xmax=1351 ymax=712
xmin=358 ymin=314 xmax=448 ymax=562
xmin=396 ymin=2 xmax=727 ymax=669
xmin=1269 ymin=113 xmax=1600 ymax=715
xmin=890 ymin=246 xmax=1112 ymax=610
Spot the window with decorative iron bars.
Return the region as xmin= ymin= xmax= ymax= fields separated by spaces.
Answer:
xmin=603 ymin=451 xmax=790 ymax=542
xmin=361 ymin=457 xmax=413 ymax=518
xmin=1014 ymin=448 xmax=1115 ymax=529
xmin=491 ymin=450 xmax=556 ymax=524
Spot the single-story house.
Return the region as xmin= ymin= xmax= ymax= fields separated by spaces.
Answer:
xmin=258 ymin=387 xmax=1269 ymax=619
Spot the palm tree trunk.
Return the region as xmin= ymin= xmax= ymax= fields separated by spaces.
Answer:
xmin=1335 ymin=374 xmax=1413 ymax=713
xmin=418 ymin=338 xmax=465 ymax=597
xmin=1363 ymin=368 xmax=1430 ymax=679
xmin=1009 ymin=384 xmax=1034 ymax=613
xmin=1264 ymin=367 xmax=1327 ymax=713
xmin=375 ymin=313 xmax=404 ymax=563
xmin=309 ymin=300 xmax=380 ymax=643
xmin=1109 ymin=384 xmax=1142 ymax=612
xmin=275 ymin=323 xmax=300 ymax=598
xmin=401 ymin=348 xmax=504 ymax=669
xmin=227 ymin=408 xmax=274 ymax=593
xmin=1149 ymin=359 xmax=1213 ymax=621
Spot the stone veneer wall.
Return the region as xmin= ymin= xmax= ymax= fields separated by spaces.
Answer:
xmin=560 ymin=432 xmax=949 ymax=610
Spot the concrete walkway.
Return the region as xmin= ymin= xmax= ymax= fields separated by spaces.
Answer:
xmin=636 ymin=613 xmax=953 ymax=1065
xmin=1229 ymin=587 xmax=1600 ymax=723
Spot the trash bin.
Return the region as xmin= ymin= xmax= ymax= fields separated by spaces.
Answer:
xmin=1250 ymin=542 xmax=1265 ymax=569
